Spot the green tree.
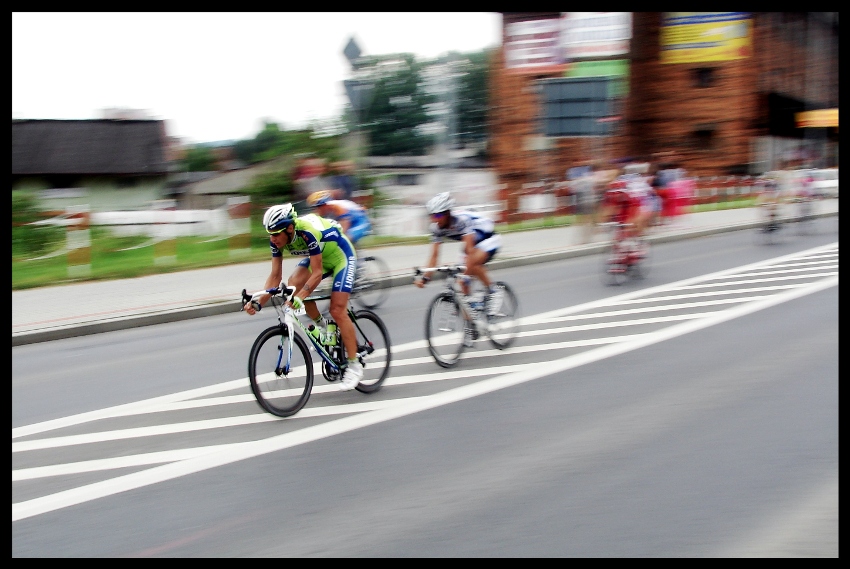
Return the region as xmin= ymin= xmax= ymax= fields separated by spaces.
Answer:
xmin=455 ymin=49 xmax=493 ymax=148
xmin=12 ymin=190 xmax=63 ymax=256
xmin=182 ymin=145 xmax=217 ymax=172
xmin=243 ymin=169 xmax=294 ymax=206
xmin=234 ymin=121 xmax=343 ymax=166
xmin=355 ymin=54 xmax=436 ymax=156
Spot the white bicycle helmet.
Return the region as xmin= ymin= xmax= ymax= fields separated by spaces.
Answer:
xmin=263 ymin=203 xmax=297 ymax=234
xmin=426 ymin=192 xmax=455 ymax=214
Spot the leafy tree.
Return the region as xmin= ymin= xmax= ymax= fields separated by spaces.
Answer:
xmin=355 ymin=54 xmax=436 ymax=156
xmin=182 ymin=145 xmax=217 ymax=172
xmin=243 ymin=169 xmax=294 ymax=206
xmin=455 ymin=49 xmax=493 ymax=148
xmin=234 ymin=120 xmax=343 ymax=166
xmin=12 ymin=190 xmax=63 ymax=256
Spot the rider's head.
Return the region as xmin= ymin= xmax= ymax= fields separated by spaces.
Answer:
xmin=426 ymin=192 xmax=455 ymax=228
xmin=307 ymin=190 xmax=334 ymax=211
xmin=263 ymin=203 xmax=297 ymax=245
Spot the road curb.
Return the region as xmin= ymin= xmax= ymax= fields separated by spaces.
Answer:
xmin=12 ymin=210 xmax=837 ymax=347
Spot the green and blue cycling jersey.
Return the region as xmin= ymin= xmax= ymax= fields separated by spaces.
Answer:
xmin=270 ymin=214 xmax=357 ymax=293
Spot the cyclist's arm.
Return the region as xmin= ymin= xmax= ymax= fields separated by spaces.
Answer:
xmin=461 ymin=232 xmax=477 ymax=259
xmin=337 ymin=216 xmax=352 ymax=235
xmin=417 ymin=242 xmax=441 ymax=287
xmin=245 ymin=256 xmax=283 ymax=313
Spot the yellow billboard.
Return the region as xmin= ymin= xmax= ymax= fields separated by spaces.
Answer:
xmin=661 ymin=12 xmax=752 ymax=64
xmin=796 ymin=109 xmax=838 ymax=128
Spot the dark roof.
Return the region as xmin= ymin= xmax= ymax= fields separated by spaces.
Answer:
xmin=12 ymin=119 xmax=170 ymax=176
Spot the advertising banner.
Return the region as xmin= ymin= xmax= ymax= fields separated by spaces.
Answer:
xmin=560 ymin=12 xmax=632 ymax=60
xmin=504 ymin=18 xmax=566 ymax=74
xmin=796 ymin=109 xmax=838 ymax=128
xmin=661 ymin=12 xmax=751 ymax=64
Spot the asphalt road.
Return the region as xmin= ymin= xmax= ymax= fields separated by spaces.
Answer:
xmin=13 ymin=225 xmax=839 ymax=557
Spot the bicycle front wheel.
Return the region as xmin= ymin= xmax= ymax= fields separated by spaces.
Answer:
xmin=351 ymin=309 xmax=392 ymax=393
xmin=601 ymin=241 xmax=629 ymax=286
xmin=487 ymin=281 xmax=520 ymax=349
xmin=248 ymin=325 xmax=313 ymax=417
xmin=426 ymin=292 xmax=466 ymax=368
xmin=353 ymin=255 xmax=391 ymax=309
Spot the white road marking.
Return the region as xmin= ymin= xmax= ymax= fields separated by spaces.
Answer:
xmin=12 ymin=271 xmax=837 ymax=521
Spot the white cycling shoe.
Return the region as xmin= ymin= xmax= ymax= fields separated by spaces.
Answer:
xmin=338 ymin=361 xmax=363 ymax=391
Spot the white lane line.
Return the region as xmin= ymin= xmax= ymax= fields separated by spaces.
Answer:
xmin=15 ymin=335 xmax=652 ymax=480
xmin=13 ymin=444 xmax=247 ymax=481
xmin=604 ymin=284 xmax=803 ymax=305
xmin=12 ymin=397 xmax=430 ymax=453
xmin=12 ymin=274 xmax=836 ymax=522
xmin=11 ymin=243 xmax=838 ymax=441
xmin=540 ymin=295 xmax=772 ymax=323
xmin=664 ymin=271 xmax=837 ymax=292
xmin=704 ymin=266 xmax=838 ymax=280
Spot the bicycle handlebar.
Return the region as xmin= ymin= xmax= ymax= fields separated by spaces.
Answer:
xmin=240 ymin=285 xmax=297 ymax=310
xmin=414 ymin=265 xmax=467 ymax=276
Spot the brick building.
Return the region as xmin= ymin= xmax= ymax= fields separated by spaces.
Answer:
xmin=490 ymin=12 xmax=839 ymax=221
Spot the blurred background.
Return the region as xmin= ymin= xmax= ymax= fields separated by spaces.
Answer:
xmin=12 ymin=12 xmax=838 ymax=288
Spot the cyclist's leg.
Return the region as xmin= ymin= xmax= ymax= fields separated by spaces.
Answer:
xmin=467 ymin=234 xmax=500 ymax=292
xmin=346 ymin=217 xmax=371 ymax=245
xmin=329 ymin=248 xmax=358 ymax=361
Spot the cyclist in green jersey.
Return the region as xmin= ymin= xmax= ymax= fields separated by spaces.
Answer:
xmin=243 ymin=203 xmax=363 ymax=391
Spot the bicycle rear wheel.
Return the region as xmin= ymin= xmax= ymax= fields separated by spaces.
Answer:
xmin=602 ymin=241 xmax=629 ymax=286
xmin=796 ymin=201 xmax=816 ymax=236
xmin=248 ymin=325 xmax=313 ymax=417
xmin=351 ymin=309 xmax=392 ymax=393
xmin=487 ymin=281 xmax=520 ymax=349
xmin=630 ymin=241 xmax=651 ymax=280
xmin=353 ymin=255 xmax=391 ymax=309
xmin=426 ymin=292 xmax=466 ymax=368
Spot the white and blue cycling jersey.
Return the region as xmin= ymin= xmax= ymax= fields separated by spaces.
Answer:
xmin=430 ymin=211 xmax=501 ymax=259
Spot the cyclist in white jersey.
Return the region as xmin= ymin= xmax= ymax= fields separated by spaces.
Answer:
xmin=414 ymin=192 xmax=502 ymax=308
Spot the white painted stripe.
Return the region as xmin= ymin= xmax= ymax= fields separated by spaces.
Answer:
xmin=605 ymin=284 xmax=803 ymax=305
xmin=12 ymin=275 xmax=837 ymax=522
xmin=11 ymin=243 xmax=838 ymax=441
xmin=13 ymin=444 xmax=247 ymax=481
xmin=12 ymin=397 xmax=428 ymax=453
xmin=665 ymin=271 xmax=837 ymax=292
xmin=541 ymin=295 xmax=771 ymax=323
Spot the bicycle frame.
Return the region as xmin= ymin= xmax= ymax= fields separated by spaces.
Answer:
xmin=415 ymin=265 xmax=483 ymax=326
xmin=242 ymin=286 xmax=354 ymax=375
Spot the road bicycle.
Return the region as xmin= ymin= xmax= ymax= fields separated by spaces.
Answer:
xmin=600 ymin=221 xmax=650 ymax=286
xmin=791 ymin=195 xmax=817 ymax=236
xmin=241 ymin=285 xmax=391 ymax=417
xmin=350 ymin=253 xmax=391 ymax=309
xmin=415 ymin=265 xmax=519 ymax=368
xmin=754 ymin=201 xmax=785 ymax=245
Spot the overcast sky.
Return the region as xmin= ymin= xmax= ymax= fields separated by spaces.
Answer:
xmin=12 ymin=12 xmax=502 ymax=144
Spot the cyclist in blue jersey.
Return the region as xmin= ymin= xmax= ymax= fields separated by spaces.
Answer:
xmin=414 ymin=192 xmax=503 ymax=311
xmin=243 ymin=203 xmax=363 ymax=391
xmin=306 ymin=190 xmax=373 ymax=247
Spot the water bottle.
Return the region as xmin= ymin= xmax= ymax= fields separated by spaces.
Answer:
xmin=307 ymin=324 xmax=323 ymax=344
xmin=325 ymin=321 xmax=338 ymax=346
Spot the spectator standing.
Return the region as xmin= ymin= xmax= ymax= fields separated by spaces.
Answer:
xmin=567 ymin=163 xmax=595 ymax=244
xmin=329 ymin=160 xmax=358 ymax=201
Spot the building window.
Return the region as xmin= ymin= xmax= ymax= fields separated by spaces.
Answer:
xmin=692 ymin=127 xmax=716 ymax=151
xmin=693 ymin=67 xmax=717 ymax=88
